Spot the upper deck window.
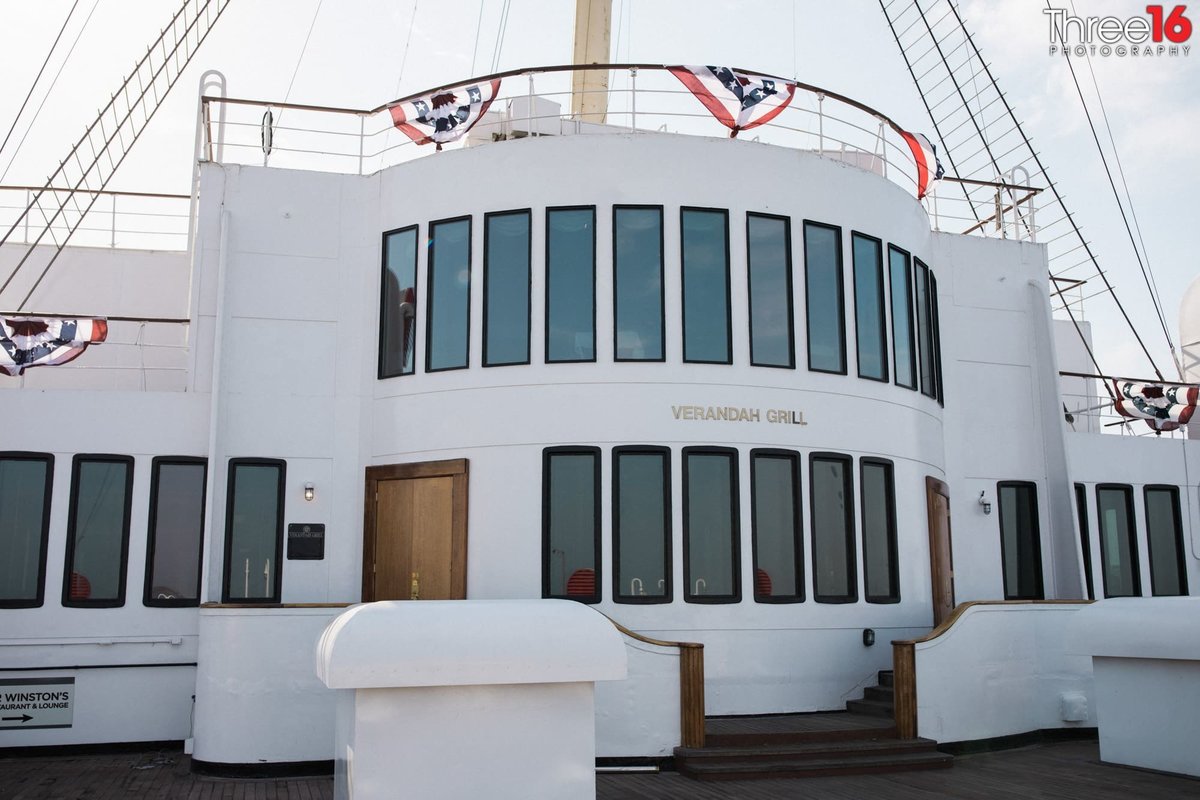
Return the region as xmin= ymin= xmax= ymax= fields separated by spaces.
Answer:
xmin=1096 ymin=484 xmax=1140 ymax=598
xmin=144 ymin=458 xmax=207 ymax=607
xmin=681 ymin=208 xmax=731 ymax=364
xmin=546 ymin=207 xmax=596 ymax=363
xmin=613 ymin=447 xmax=671 ymax=603
xmin=914 ymin=258 xmax=938 ymax=399
xmin=684 ymin=448 xmax=740 ymax=603
xmin=613 ymin=206 xmax=665 ymax=361
xmin=1145 ymin=485 xmax=1187 ymax=596
xmin=750 ymin=450 xmax=803 ymax=602
xmin=998 ymin=481 xmax=1044 ymax=600
xmin=889 ymin=246 xmax=917 ymax=390
xmin=483 ymin=210 xmax=532 ymax=367
xmin=426 ymin=217 xmax=472 ymax=371
xmin=861 ymin=458 xmax=900 ymax=603
xmin=379 ymin=225 xmax=418 ymax=377
xmin=63 ymin=455 xmax=134 ymax=607
xmin=810 ymin=453 xmax=856 ymax=603
xmin=852 ymin=233 xmax=888 ymax=382
xmin=0 ymin=453 xmax=54 ymax=608
xmin=804 ymin=221 xmax=846 ymax=374
xmin=222 ymin=459 xmax=285 ymax=603
xmin=747 ymin=213 xmax=794 ymax=368
xmin=543 ymin=447 xmax=601 ymax=603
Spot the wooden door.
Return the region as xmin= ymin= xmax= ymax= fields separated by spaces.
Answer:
xmin=926 ymin=476 xmax=955 ymax=626
xmin=363 ymin=460 xmax=468 ymax=601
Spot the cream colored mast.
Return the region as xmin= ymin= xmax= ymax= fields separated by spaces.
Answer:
xmin=571 ymin=0 xmax=612 ymax=122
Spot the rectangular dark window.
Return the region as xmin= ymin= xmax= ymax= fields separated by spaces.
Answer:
xmin=681 ymin=207 xmax=731 ymax=364
xmin=0 ymin=453 xmax=54 ymax=608
xmin=426 ymin=216 xmax=471 ymax=371
xmin=613 ymin=447 xmax=670 ymax=603
xmin=914 ymin=258 xmax=936 ymax=398
xmin=145 ymin=458 xmax=207 ymax=607
xmin=546 ymin=207 xmax=596 ymax=363
xmin=861 ymin=459 xmax=899 ymax=603
xmin=379 ymin=225 xmax=418 ymax=378
xmin=998 ymin=482 xmax=1044 ymax=600
xmin=1096 ymin=484 xmax=1140 ymax=598
xmin=1145 ymin=485 xmax=1187 ymax=596
xmin=63 ymin=455 xmax=134 ymax=607
xmin=804 ymin=221 xmax=846 ymax=373
xmin=684 ymin=448 xmax=739 ymax=603
xmin=543 ymin=448 xmax=600 ymax=603
xmin=222 ymin=459 xmax=285 ymax=603
xmin=810 ymin=453 xmax=855 ymax=602
xmin=747 ymin=213 xmax=794 ymax=368
xmin=852 ymin=232 xmax=888 ymax=381
xmin=750 ymin=450 xmax=802 ymax=602
xmin=483 ymin=210 xmax=531 ymax=366
xmin=929 ymin=271 xmax=944 ymax=403
xmin=888 ymin=245 xmax=917 ymax=390
xmin=613 ymin=206 xmax=664 ymax=361
xmin=1075 ymin=483 xmax=1095 ymax=600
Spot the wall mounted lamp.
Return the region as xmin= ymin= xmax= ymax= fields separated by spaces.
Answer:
xmin=862 ymin=628 xmax=876 ymax=647
xmin=304 ymin=483 xmax=315 ymax=502
xmin=978 ymin=491 xmax=992 ymax=515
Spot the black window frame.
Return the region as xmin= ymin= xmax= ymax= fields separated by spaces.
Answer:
xmin=851 ymin=231 xmax=889 ymax=383
xmin=860 ymin=457 xmax=900 ymax=604
xmin=221 ymin=457 xmax=286 ymax=604
xmin=0 ymin=451 xmax=55 ymax=609
xmin=914 ymin=257 xmax=938 ymax=399
xmin=809 ymin=452 xmax=856 ymax=603
xmin=1074 ymin=483 xmax=1095 ymax=600
xmin=545 ymin=205 xmax=597 ymax=364
xmin=680 ymin=206 xmax=733 ymax=365
xmin=929 ymin=270 xmax=944 ymax=405
xmin=682 ymin=446 xmax=741 ymax=604
xmin=997 ymin=480 xmax=1045 ymax=600
xmin=802 ymin=220 xmax=847 ymax=375
xmin=482 ymin=208 xmax=533 ymax=368
xmin=377 ymin=223 xmax=420 ymax=379
xmin=746 ymin=212 xmax=796 ymax=369
xmin=62 ymin=453 xmax=135 ymax=609
xmin=424 ymin=214 xmax=473 ymax=373
xmin=542 ymin=446 xmax=602 ymax=604
xmin=1144 ymin=484 xmax=1188 ymax=597
xmin=888 ymin=244 xmax=918 ymax=391
xmin=749 ymin=448 xmax=804 ymax=604
xmin=1095 ymin=483 xmax=1141 ymax=598
xmin=612 ymin=204 xmax=666 ymax=363
xmin=612 ymin=446 xmax=672 ymax=605
xmin=143 ymin=456 xmax=208 ymax=608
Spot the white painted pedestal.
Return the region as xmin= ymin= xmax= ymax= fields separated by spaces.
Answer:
xmin=315 ymin=599 xmax=627 ymax=800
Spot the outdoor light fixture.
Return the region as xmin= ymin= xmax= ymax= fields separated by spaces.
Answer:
xmin=304 ymin=483 xmax=315 ymax=502
xmin=979 ymin=491 xmax=992 ymax=515
xmin=862 ymin=628 xmax=875 ymax=647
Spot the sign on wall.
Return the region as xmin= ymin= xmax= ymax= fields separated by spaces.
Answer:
xmin=0 ymin=678 xmax=74 ymax=730
xmin=287 ymin=523 xmax=326 ymax=560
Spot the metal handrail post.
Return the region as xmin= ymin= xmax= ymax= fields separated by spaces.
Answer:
xmin=111 ymin=194 xmax=117 ymax=247
xmin=630 ymin=67 xmax=638 ymax=131
xmin=817 ymin=93 xmax=825 ymax=155
xmin=358 ymin=117 xmax=365 ymax=175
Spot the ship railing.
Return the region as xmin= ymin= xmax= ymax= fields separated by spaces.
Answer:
xmin=0 ymin=186 xmax=190 ymax=252
xmin=1059 ymin=372 xmax=1195 ymax=439
xmin=196 ymin=63 xmax=1041 ymax=243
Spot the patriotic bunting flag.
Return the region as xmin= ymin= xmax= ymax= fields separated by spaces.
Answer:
xmin=388 ymin=79 xmax=502 ymax=150
xmin=899 ymin=130 xmax=945 ymax=199
xmin=1112 ymin=380 xmax=1198 ymax=429
xmin=669 ymin=66 xmax=796 ymax=138
xmin=0 ymin=317 xmax=107 ymax=377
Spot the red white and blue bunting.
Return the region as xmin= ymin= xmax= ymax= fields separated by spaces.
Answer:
xmin=899 ymin=130 xmax=945 ymax=200
xmin=669 ymin=65 xmax=796 ymax=138
xmin=388 ymin=79 xmax=502 ymax=150
xmin=1112 ymin=380 xmax=1198 ymax=432
xmin=0 ymin=317 xmax=107 ymax=377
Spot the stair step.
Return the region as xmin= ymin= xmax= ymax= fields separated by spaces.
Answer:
xmin=675 ymin=736 xmax=940 ymax=765
xmin=846 ymin=698 xmax=895 ymax=718
xmin=678 ymin=749 xmax=954 ymax=781
xmin=705 ymin=713 xmax=896 ymax=747
xmin=864 ymin=685 xmax=895 ymax=703
xmin=878 ymin=670 xmax=894 ymax=688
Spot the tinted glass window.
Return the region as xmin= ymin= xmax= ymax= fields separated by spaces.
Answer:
xmin=915 ymin=259 xmax=936 ymax=398
xmin=484 ymin=211 xmax=531 ymax=366
xmin=614 ymin=207 xmax=664 ymax=360
xmin=544 ymin=450 xmax=600 ymax=602
xmin=145 ymin=459 xmax=206 ymax=606
xmin=1075 ymin=484 xmax=1094 ymax=600
xmin=65 ymin=456 xmax=133 ymax=606
xmin=546 ymin=208 xmax=595 ymax=362
xmin=852 ymin=234 xmax=887 ymax=381
xmin=751 ymin=452 xmax=802 ymax=601
xmin=614 ymin=449 xmax=670 ymax=602
xmin=930 ymin=271 xmax=944 ymax=403
xmin=747 ymin=214 xmax=794 ymax=368
xmin=0 ymin=454 xmax=53 ymax=607
xmin=223 ymin=460 xmax=284 ymax=603
xmin=998 ymin=482 xmax=1043 ymax=600
xmin=426 ymin=218 xmax=471 ymax=371
xmin=804 ymin=222 xmax=845 ymax=373
xmin=379 ymin=226 xmax=418 ymax=377
xmin=889 ymin=246 xmax=916 ymax=389
xmin=811 ymin=454 xmax=855 ymax=602
xmin=1145 ymin=486 xmax=1187 ymax=596
xmin=681 ymin=208 xmax=731 ymax=363
xmin=862 ymin=460 xmax=899 ymax=603
xmin=685 ymin=450 xmax=739 ymax=602
xmin=1096 ymin=485 xmax=1140 ymax=597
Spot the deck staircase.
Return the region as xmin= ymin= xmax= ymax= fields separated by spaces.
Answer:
xmin=674 ymin=671 xmax=952 ymax=781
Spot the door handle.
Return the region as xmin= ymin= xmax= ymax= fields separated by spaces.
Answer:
xmin=410 ymin=571 xmax=420 ymax=601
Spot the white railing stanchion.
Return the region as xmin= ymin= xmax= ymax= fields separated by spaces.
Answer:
xmin=110 ymin=194 xmax=117 ymax=247
xmin=630 ymin=67 xmax=638 ymax=132
xmin=358 ymin=117 xmax=365 ymax=175
xmin=817 ymin=93 xmax=825 ymax=155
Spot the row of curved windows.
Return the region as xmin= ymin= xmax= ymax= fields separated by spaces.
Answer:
xmin=541 ymin=446 xmax=901 ymax=606
xmin=379 ymin=208 xmax=945 ymax=400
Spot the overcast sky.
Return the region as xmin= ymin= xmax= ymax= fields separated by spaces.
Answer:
xmin=0 ymin=0 xmax=1195 ymax=381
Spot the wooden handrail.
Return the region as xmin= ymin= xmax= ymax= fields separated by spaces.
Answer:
xmin=890 ymin=600 xmax=1094 ymax=739
xmin=604 ymin=614 xmax=705 ymax=748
